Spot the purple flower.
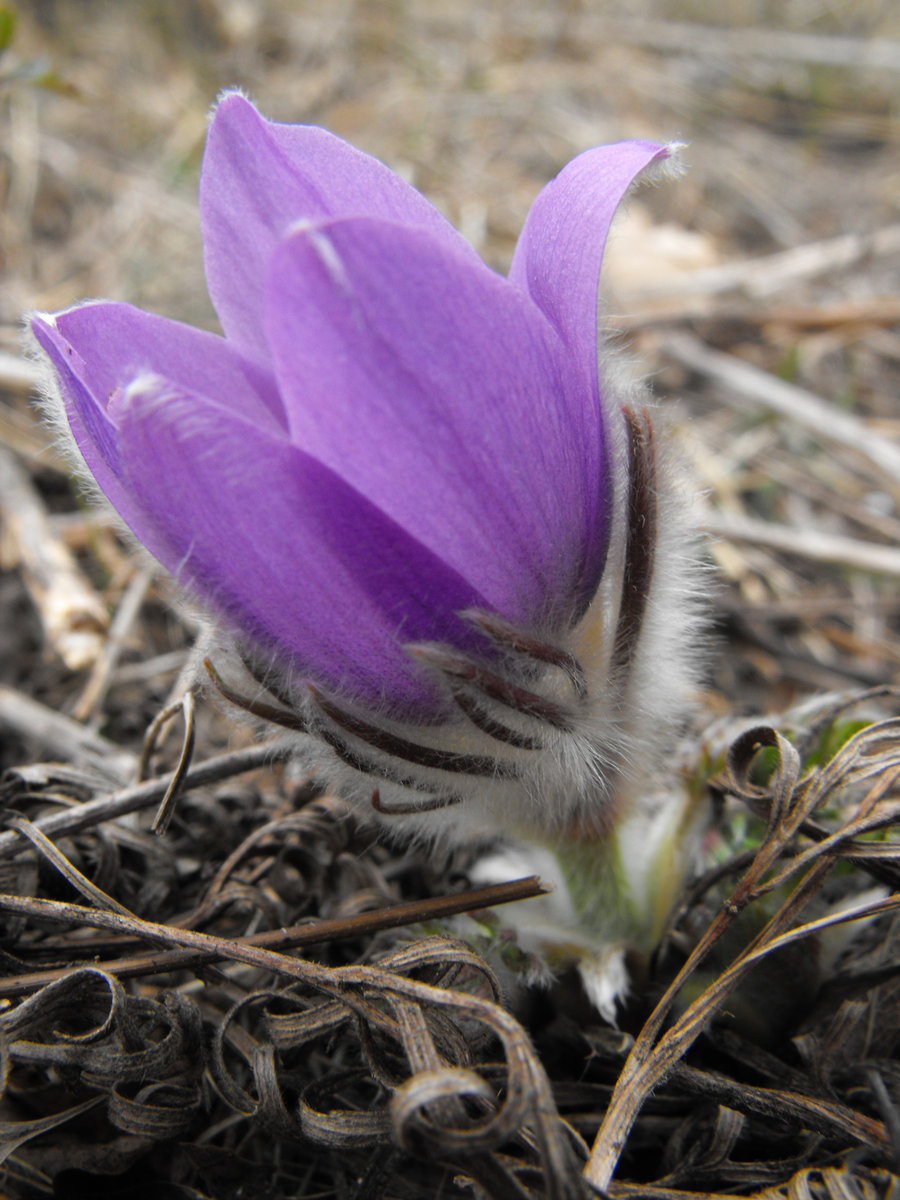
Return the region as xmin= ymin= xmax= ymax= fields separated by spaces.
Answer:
xmin=31 ymin=95 xmax=699 ymax=839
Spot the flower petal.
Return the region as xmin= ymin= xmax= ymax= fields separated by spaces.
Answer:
xmin=509 ymin=140 xmax=671 ymax=607
xmin=31 ymin=303 xmax=286 ymax=576
xmin=104 ymin=378 xmax=490 ymax=714
xmin=200 ymin=93 xmax=476 ymax=364
xmin=36 ymin=301 xmax=285 ymax=432
xmin=510 ymin=141 xmax=670 ymax=378
xmin=265 ymin=216 xmax=603 ymax=627
xmin=31 ymin=312 xmax=135 ymax=527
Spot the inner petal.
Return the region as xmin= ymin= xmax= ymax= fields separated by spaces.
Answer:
xmin=265 ymin=216 xmax=604 ymax=630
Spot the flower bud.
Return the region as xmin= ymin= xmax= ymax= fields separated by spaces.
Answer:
xmin=30 ymin=94 xmax=707 ymax=1012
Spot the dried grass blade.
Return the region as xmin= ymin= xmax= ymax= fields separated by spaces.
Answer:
xmin=662 ymin=332 xmax=900 ymax=482
xmin=148 ymin=690 xmax=197 ymax=834
xmin=585 ymin=715 xmax=900 ymax=1190
xmin=672 ymin=1062 xmax=887 ymax=1148
xmin=0 ymin=876 xmax=546 ymax=998
xmin=0 ymin=1095 xmax=104 ymax=1165
xmin=5 ymin=814 xmax=136 ymax=918
xmin=0 ymin=743 xmax=287 ymax=862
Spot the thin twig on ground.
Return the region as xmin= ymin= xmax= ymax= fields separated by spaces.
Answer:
xmin=0 ymin=443 xmax=109 ymax=670
xmin=660 ymin=332 xmax=900 ymax=482
xmin=702 ymin=513 xmax=900 ymax=578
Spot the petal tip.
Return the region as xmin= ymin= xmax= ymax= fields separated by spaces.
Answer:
xmin=210 ymin=88 xmax=255 ymax=121
xmin=26 ymin=311 xmax=63 ymax=361
xmin=646 ymin=140 xmax=689 ymax=183
xmin=207 ymin=90 xmax=266 ymax=143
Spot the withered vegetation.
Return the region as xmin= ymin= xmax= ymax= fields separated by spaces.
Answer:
xmin=0 ymin=683 xmax=899 ymax=1198
xmin=1 ymin=1 xmax=900 ymax=1197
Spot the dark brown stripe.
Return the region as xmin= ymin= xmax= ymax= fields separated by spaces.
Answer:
xmin=205 ymin=657 xmax=309 ymax=734
xmin=310 ymin=716 xmax=449 ymax=793
xmin=408 ymin=644 xmax=576 ymax=731
xmin=308 ymin=685 xmax=511 ymax=779
xmin=463 ymin=609 xmax=588 ymax=698
xmin=612 ymin=406 xmax=658 ymax=677
xmin=450 ymin=689 xmax=545 ymax=750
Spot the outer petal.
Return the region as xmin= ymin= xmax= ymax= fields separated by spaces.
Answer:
xmin=89 ymin=375 xmax=489 ymax=714
xmin=31 ymin=303 xmax=285 ymax=587
xmin=34 ymin=302 xmax=285 ymax=434
xmin=201 ymin=93 xmax=477 ymax=364
xmin=510 ymin=141 xmax=670 ymax=378
xmin=509 ymin=140 xmax=671 ymax=608
xmin=265 ymin=217 xmax=602 ymax=627
xmin=31 ymin=312 xmax=137 ymax=533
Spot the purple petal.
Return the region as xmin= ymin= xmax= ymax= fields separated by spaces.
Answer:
xmin=38 ymin=302 xmax=285 ymax=434
xmin=31 ymin=312 xmax=136 ymax=529
xmin=201 ymin=93 xmax=477 ymax=364
xmin=509 ymin=140 xmax=670 ymax=608
xmin=31 ymin=303 xmax=286 ymax=582
xmin=265 ymin=216 xmax=602 ymax=628
xmin=103 ymin=378 xmax=489 ymax=714
xmin=510 ymin=140 xmax=670 ymax=377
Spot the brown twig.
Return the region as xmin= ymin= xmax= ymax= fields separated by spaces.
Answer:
xmin=661 ymin=332 xmax=900 ymax=483
xmin=0 ymin=875 xmax=549 ymax=999
xmin=0 ymin=743 xmax=286 ymax=860
xmin=0 ymin=444 xmax=109 ymax=670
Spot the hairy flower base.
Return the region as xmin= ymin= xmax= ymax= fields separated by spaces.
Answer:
xmin=193 ymin=390 xmax=705 ymax=1021
xmin=203 ymin=402 xmax=702 ymax=854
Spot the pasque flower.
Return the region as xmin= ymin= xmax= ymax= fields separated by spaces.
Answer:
xmin=31 ymin=95 xmax=704 ymax=911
